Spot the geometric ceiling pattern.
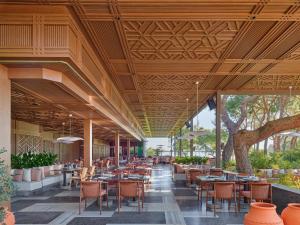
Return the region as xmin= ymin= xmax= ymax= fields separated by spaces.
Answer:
xmin=3 ymin=1 xmax=300 ymax=137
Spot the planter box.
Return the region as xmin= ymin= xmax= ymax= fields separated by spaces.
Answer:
xmin=272 ymin=184 xmax=300 ymax=213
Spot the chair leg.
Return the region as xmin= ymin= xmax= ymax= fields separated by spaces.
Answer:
xmin=85 ymin=199 xmax=87 ymax=209
xmin=138 ymin=194 xmax=141 ymax=213
xmin=106 ymin=193 xmax=109 ymax=207
xmin=228 ymin=199 xmax=231 ymax=211
xmin=100 ymin=196 xmax=102 ymax=215
xmin=213 ymin=197 xmax=216 ymax=217
xmin=79 ymin=197 xmax=81 ymax=215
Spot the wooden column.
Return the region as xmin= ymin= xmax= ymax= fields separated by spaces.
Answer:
xmin=127 ymin=138 xmax=130 ymax=161
xmin=0 ymin=65 xmax=11 ymax=168
xmin=179 ymin=128 xmax=182 ymax=157
xmin=114 ymin=132 xmax=120 ymax=167
xmin=173 ymin=135 xmax=176 ymax=157
xmin=170 ymin=136 xmax=173 ymax=157
xmin=190 ymin=119 xmax=194 ymax=157
xmin=216 ymin=92 xmax=221 ymax=168
xmin=83 ymin=119 xmax=93 ymax=167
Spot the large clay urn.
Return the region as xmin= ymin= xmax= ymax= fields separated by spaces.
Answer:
xmin=2 ymin=209 xmax=15 ymax=225
xmin=281 ymin=203 xmax=300 ymax=225
xmin=244 ymin=203 xmax=283 ymax=225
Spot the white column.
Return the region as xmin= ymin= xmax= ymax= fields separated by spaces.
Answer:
xmin=0 ymin=65 xmax=11 ymax=167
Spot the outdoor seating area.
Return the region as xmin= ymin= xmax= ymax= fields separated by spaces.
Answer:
xmin=1 ymin=1 xmax=300 ymax=225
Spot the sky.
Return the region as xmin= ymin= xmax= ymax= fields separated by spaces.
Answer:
xmin=146 ymin=107 xmax=215 ymax=150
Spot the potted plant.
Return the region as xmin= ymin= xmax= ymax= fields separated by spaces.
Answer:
xmin=0 ymin=148 xmax=16 ymax=225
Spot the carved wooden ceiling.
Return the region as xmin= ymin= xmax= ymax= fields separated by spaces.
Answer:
xmin=3 ymin=1 xmax=300 ymax=137
xmin=11 ymin=83 xmax=132 ymax=141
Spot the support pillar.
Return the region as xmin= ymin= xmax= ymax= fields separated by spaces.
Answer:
xmin=190 ymin=119 xmax=194 ymax=157
xmin=83 ymin=119 xmax=93 ymax=167
xmin=174 ymin=136 xmax=176 ymax=157
xmin=0 ymin=65 xmax=11 ymax=167
xmin=0 ymin=65 xmax=11 ymax=209
xmin=179 ymin=128 xmax=182 ymax=157
xmin=114 ymin=132 xmax=120 ymax=167
xmin=216 ymin=92 xmax=221 ymax=168
xmin=170 ymin=136 xmax=173 ymax=157
xmin=127 ymin=138 xmax=130 ymax=161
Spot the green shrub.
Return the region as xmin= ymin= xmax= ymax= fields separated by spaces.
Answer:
xmin=175 ymin=156 xmax=208 ymax=164
xmin=249 ymin=151 xmax=271 ymax=169
xmin=11 ymin=151 xmax=58 ymax=169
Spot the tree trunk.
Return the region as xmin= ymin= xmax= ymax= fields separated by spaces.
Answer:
xmin=290 ymin=137 xmax=297 ymax=149
xmin=223 ymin=135 xmax=234 ymax=163
xmin=234 ymin=113 xmax=300 ymax=173
xmin=273 ymin=135 xmax=281 ymax=152
xmin=221 ymin=96 xmax=258 ymax=165
xmin=264 ymin=139 xmax=268 ymax=154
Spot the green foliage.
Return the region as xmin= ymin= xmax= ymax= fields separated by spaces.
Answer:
xmin=224 ymin=160 xmax=236 ymax=171
xmin=175 ymin=156 xmax=208 ymax=165
xmin=0 ymin=148 xmax=15 ymax=223
xmin=249 ymin=151 xmax=271 ymax=169
xmin=225 ymin=95 xmax=247 ymax=121
xmin=146 ymin=147 xmax=155 ymax=157
xmin=277 ymin=174 xmax=300 ymax=189
xmin=250 ymin=149 xmax=300 ymax=170
xmin=11 ymin=151 xmax=58 ymax=169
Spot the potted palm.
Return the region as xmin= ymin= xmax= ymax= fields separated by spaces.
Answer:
xmin=0 ymin=148 xmax=15 ymax=225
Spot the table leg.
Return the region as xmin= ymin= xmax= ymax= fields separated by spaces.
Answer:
xmin=63 ymin=172 xmax=67 ymax=186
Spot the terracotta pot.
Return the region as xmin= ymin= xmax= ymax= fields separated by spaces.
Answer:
xmin=281 ymin=203 xmax=300 ymax=225
xmin=44 ymin=166 xmax=50 ymax=177
xmin=4 ymin=210 xmax=15 ymax=225
xmin=244 ymin=203 xmax=283 ymax=225
xmin=13 ymin=174 xmax=23 ymax=182
xmin=13 ymin=169 xmax=23 ymax=182
xmin=31 ymin=168 xmax=41 ymax=181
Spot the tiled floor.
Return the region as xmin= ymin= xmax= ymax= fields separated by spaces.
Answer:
xmin=12 ymin=165 xmax=246 ymax=225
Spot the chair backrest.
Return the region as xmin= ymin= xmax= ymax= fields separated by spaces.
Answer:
xmin=251 ymin=183 xmax=271 ymax=201
xmin=190 ymin=169 xmax=205 ymax=181
xmin=214 ymin=182 xmax=235 ymax=199
xmin=119 ymin=181 xmax=139 ymax=197
xmin=210 ymin=168 xmax=223 ymax=176
xmin=175 ymin=164 xmax=185 ymax=173
xmin=80 ymin=181 xmax=100 ymax=198
xmin=80 ymin=167 xmax=88 ymax=180
xmin=89 ymin=166 xmax=95 ymax=176
xmin=106 ymin=159 xmax=110 ymax=168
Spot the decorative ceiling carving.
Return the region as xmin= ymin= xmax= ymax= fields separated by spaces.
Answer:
xmin=123 ymin=21 xmax=243 ymax=60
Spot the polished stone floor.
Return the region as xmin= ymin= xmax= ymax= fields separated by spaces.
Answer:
xmin=12 ymin=165 xmax=246 ymax=225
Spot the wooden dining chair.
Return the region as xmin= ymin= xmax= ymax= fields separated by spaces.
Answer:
xmin=87 ymin=165 xmax=96 ymax=179
xmin=117 ymin=180 xmax=144 ymax=213
xmin=70 ymin=167 xmax=88 ymax=188
xmin=206 ymin=182 xmax=237 ymax=215
xmin=79 ymin=180 xmax=108 ymax=214
xmin=238 ymin=182 xmax=272 ymax=211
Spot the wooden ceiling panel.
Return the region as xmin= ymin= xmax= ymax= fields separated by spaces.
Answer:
xmin=228 ymin=21 xmax=277 ymax=59
xmin=118 ymin=75 xmax=135 ymax=90
xmin=90 ymin=21 xmax=125 ymax=60
xmin=137 ymin=75 xmax=207 ymax=91
xmin=243 ymin=75 xmax=300 ymax=91
xmin=124 ymin=21 xmax=243 ymax=60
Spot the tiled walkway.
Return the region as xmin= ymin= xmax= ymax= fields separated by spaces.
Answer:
xmin=12 ymin=165 xmax=245 ymax=225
